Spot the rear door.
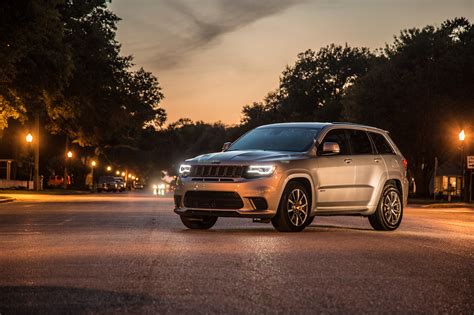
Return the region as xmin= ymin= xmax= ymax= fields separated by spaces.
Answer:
xmin=346 ymin=129 xmax=386 ymax=206
xmin=314 ymin=128 xmax=358 ymax=208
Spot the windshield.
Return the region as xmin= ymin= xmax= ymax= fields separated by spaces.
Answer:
xmin=228 ymin=127 xmax=321 ymax=152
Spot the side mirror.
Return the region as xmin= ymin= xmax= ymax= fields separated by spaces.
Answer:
xmin=222 ymin=142 xmax=232 ymax=151
xmin=321 ymin=142 xmax=340 ymax=155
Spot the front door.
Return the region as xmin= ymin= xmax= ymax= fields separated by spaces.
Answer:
xmin=314 ymin=129 xmax=357 ymax=209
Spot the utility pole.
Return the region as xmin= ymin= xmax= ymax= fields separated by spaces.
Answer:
xmin=34 ymin=111 xmax=40 ymax=191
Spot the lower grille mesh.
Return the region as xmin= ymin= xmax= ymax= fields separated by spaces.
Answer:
xmin=184 ymin=191 xmax=244 ymax=209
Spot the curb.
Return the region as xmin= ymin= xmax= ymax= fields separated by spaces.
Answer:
xmin=0 ymin=198 xmax=15 ymax=204
xmin=417 ymin=203 xmax=474 ymax=209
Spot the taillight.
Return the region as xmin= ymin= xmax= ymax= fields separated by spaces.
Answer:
xmin=402 ymin=159 xmax=408 ymax=170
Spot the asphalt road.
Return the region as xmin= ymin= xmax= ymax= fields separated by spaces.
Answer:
xmin=0 ymin=192 xmax=472 ymax=314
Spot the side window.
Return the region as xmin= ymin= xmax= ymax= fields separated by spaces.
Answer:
xmin=347 ymin=130 xmax=373 ymax=155
xmin=370 ymin=132 xmax=395 ymax=154
xmin=318 ymin=129 xmax=350 ymax=155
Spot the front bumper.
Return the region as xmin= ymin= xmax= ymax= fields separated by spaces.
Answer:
xmin=174 ymin=175 xmax=283 ymax=218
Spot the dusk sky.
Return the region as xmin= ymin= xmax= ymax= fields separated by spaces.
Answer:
xmin=109 ymin=0 xmax=473 ymax=125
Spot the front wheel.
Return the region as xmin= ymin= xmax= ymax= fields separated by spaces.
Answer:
xmin=272 ymin=182 xmax=311 ymax=232
xmin=368 ymin=183 xmax=403 ymax=231
xmin=180 ymin=215 xmax=218 ymax=230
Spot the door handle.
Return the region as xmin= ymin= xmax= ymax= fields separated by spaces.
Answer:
xmin=344 ymin=158 xmax=352 ymax=164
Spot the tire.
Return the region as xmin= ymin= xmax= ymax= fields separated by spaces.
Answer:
xmin=368 ymin=183 xmax=403 ymax=231
xmin=180 ymin=215 xmax=218 ymax=230
xmin=305 ymin=215 xmax=315 ymax=227
xmin=271 ymin=182 xmax=311 ymax=232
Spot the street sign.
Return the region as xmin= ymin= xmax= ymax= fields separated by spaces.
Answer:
xmin=468 ymin=156 xmax=474 ymax=169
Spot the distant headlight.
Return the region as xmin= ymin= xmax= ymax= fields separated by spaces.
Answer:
xmin=247 ymin=165 xmax=275 ymax=177
xmin=179 ymin=164 xmax=191 ymax=176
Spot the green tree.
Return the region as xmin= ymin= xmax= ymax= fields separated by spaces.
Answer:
xmin=0 ymin=0 xmax=72 ymax=129
xmin=343 ymin=17 xmax=474 ymax=195
xmin=241 ymin=44 xmax=375 ymax=127
xmin=48 ymin=0 xmax=165 ymax=152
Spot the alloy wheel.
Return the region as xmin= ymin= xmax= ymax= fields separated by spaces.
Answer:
xmin=287 ymin=188 xmax=308 ymax=226
xmin=382 ymin=191 xmax=401 ymax=225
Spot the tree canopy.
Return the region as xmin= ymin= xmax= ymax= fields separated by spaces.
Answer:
xmin=343 ymin=17 xmax=474 ymax=194
xmin=241 ymin=44 xmax=375 ymax=127
xmin=0 ymin=0 xmax=166 ymax=152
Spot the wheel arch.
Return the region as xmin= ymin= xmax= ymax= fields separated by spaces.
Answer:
xmin=279 ymin=173 xmax=316 ymax=214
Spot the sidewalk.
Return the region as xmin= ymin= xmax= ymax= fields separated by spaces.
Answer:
xmin=0 ymin=189 xmax=91 ymax=196
xmin=408 ymin=198 xmax=474 ymax=209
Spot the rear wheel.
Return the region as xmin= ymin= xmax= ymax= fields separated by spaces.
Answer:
xmin=272 ymin=182 xmax=310 ymax=232
xmin=368 ymin=183 xmax=403 ymax=231
xmin=180 ymin=215 xmax=217 ymax=230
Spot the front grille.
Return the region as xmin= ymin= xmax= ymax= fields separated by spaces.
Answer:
xmin=184 ymin=191 xmax=244 ymax=209
xmin=190 ymin=165 xmax=245 ymax=178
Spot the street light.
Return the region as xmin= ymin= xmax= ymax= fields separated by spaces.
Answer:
xmin=64 ymin=150 xmax=73 ymax=189
xmin=106 ymin=166 xmax=112 ymax=172
xmin=89 ymin=160 xmax=97 ymax=191
xmin=116 ymin=170 xmax=120 ymax=175
xmin=25 ymin=133 xmax=34 ymax=189
xmin=121 ymin=172 xmax=126 ymax=177
xmin=128 ymin=174 xmax=132 ymax=179
xmin=459 ymin=130 xmax=466 ymax=200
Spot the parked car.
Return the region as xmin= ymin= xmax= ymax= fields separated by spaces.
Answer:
xmin=114 ymin=177 xmax=126 ymax=192
xmin=97 ymin=176 xmax=118 ymax=192
xmin=134 ymin=181 xmax=144 ymax=189
xmin=47 ymin=175 xmax=64 ymax=187
xmin=174 ymin=122 xmax=408 ymax=232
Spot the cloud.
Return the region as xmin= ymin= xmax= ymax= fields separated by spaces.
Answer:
xmin=136 ymin=0 xmax=307 ymax=69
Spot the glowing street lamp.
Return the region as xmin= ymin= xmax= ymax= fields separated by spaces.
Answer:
xmin=132 ymin=176 xmax=136 ymax=180
xmin=25 ymin=133 xmax=34 ymax=189
xmin=459 ymin=130 xmax=466 ymax=200
xmin=116 ymin=170 xmax=120 ymax=175
xmin=121 ymin=172 xmax=126 ymax=177
xmin=67 ymin=151 xmax=73 ymax=158
xmin=106 ymin=166 xmax=112 ymax=172
xmin=128 ymin=174 xmax=132 ymax=179
xmin=91 ymin=160 xmax=97 ymax=167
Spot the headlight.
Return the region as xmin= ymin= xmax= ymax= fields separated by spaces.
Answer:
xmin=247 ymin=165 xmax=275 ymax=176
xmin=179 ymin=164 xmax=191 ymax=176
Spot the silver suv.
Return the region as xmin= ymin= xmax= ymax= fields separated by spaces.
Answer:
xmin=174 ymin=123 xmax=408 ymax=232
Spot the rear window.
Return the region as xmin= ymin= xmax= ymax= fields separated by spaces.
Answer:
xmin=370 ymin=132 xmax=395 ymax=154
xmin=347 ymin=130 xmax=373 ymax=155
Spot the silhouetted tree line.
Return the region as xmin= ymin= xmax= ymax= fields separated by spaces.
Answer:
xmin=0 ymin=2 xmax=472 ymax=195
xmin=238 ymin=18 xmax=474 ymax=195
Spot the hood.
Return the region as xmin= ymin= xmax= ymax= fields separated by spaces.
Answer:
xmin=186 ymin=150 xmax=307 ymax=164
